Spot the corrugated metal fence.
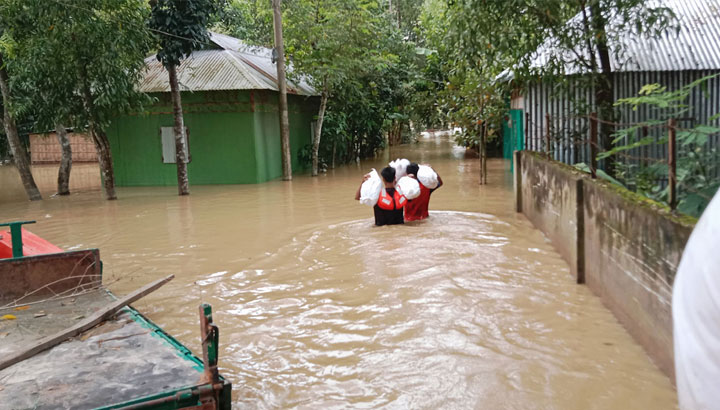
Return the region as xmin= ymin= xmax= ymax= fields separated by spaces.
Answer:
xmin=524 ymin=70 xmax=720 ymax=179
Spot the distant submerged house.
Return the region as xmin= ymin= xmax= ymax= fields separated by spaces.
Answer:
xmin=107 ymin=32 xmax=319 ymax=186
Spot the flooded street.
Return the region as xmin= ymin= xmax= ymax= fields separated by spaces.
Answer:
xmin=0 ymin=133 xmax=676 ymax=409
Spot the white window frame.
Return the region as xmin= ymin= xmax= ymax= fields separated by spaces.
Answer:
xmin=160 ymin=126 xmax=190 ymax=164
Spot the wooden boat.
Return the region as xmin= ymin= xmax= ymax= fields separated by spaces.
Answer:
xmin=0 ymin=221 xmax=232 ymax=409
xmin=0 ymin=220 xmax=63 ymax=259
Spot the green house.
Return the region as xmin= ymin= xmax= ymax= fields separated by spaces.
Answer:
xmin=107 ymin=32 xmax=319 ymax=186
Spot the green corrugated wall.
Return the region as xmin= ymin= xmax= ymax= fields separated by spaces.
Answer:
xmin=107 ymin=90 xmax=318 ymax=186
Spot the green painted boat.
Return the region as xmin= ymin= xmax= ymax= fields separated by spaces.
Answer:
xmin=0 ymin=221 xmax=232 ymax=410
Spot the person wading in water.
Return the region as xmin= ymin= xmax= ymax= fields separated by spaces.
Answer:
xmin=404 ymin=163 xmax=443 ymax=222
xmin=355 ymin=166 xmax=406 ymax=226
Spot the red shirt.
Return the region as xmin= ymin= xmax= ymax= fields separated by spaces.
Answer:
xmin=404 ymin=181 xmax=433 ymax=221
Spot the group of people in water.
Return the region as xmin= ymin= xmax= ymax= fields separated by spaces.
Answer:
xmin=354 ymin=162 xmax=443 ymax=226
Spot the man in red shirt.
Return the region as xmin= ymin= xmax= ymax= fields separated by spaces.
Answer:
xmin=404 ymin=163 xmax=443 ymax=221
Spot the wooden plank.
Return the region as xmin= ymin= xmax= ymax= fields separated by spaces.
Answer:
xmin=0 ymin=274 xmax=174 ymax=372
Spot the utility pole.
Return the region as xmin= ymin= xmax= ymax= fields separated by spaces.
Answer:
xmin=272 ymin=0 xmax=292 ymax=181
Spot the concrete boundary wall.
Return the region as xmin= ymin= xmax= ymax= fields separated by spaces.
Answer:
xmin=514 ymin=151 xmax=585 ymax=282
xmin=514 ymin=151 xmax=695 ymax=379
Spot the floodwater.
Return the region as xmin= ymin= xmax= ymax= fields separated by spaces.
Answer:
xmin=0 ymin=162 xmax=101 ymax=203
xmin=0 ymin=133 xmax=676 ymax=409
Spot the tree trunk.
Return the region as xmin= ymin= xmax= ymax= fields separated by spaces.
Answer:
xmin=78 ymin=63 xmax=116 ymax=200
xmin=55 ymin=122 xmax=72 ymax=195
xmin=389 ymin=120 xmax=401 ymax=146
xmin=331 ymin=139 xmax=336 ymax=169
xmin=311 ymin=86 xmax=329 ymax=176
xmin=482 ymin=121 xmax=488 ymax=184
xmin=90 ymin=128 xmax=117 ymax=200
xmin=588 ymin=1 xmax=616 ymax=177
xmin=272 ymin=0 xmax=292 ymax=181
xmin=0 ymin=54 xmax=41 ymax=201
xmin=168 ymin=64 xmax=189 ymax=195
xmin=478 ymin=122 xmax=484 ymax=184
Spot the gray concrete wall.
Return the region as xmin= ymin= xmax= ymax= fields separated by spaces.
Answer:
xmin=515 ymin=151 xmax=585 ymax=283
xmin=515 ymin=150 xmax=695 ymax=379
xmin=583 ymin=179 xmax=693 ymax=379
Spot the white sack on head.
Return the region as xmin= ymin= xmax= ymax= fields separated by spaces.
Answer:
xmin=390 ymin=158 xmax=410 ymax=179
xmin=397 ymin=176 xmax=421 ymax=200
xmin=417 ymin=165 xmax=438 ymax=189
xmin=359 ymin=169 xmax=383 ymax=206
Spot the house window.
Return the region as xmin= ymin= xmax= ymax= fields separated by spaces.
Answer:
xmin=160 ymin=127 xmax=190 ymax=164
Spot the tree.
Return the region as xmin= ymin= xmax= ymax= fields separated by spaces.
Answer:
xmin=601 ymin=77 xmax=720 ymax=217
xmin=221 ymin=0 xmax=426 ymax=171
xmin=217 ymin=0 xmax=274 ymax=47
xmin=1 ymin=5 xmax=78 ymax=196
xmin=150 ymin=0 xmax=222 ymax=195
xmin=2 ymin=0 xmax=153 ymax=200
xmin=0 ymin=52 xmax=41 ymax=201
xmin=285 ymin=0 xmax=405 ymax=175
xmin=55 ymin=124 xmax=72 ymax=195
xmin=417 ymin=0 xmax=509 ymax=177
xmin=440 ymin=0 xmax=674 ymax=177
xmin=384 ymin=0 xmax=423 ymax=41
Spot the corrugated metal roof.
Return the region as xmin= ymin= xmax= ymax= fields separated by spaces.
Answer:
xmin=139 ymin=32 xmax=318 ymax=95
xmin=209 ymin=32 xmax=317 ymax=95
xmin=530 ymin=0 xmax=720 ymax=74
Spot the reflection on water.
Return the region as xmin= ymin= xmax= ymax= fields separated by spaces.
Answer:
xmin=0 ymin=132 xmax=676 ymax=409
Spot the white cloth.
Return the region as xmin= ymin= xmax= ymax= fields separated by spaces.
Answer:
xmin=417 ymin=165 xmax=438 ymax=189
xmin=673 ymin=190 xmax=720 ymax=410
xmin=389 ymin=158 xmax=411 ymax=179
xmin=359 ymin=169 xmax=382 ymax=206
xmin=397 ymin=176 xmax=420 ymax=200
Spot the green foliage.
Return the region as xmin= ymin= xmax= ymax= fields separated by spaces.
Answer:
xmin=424 ymin=0 xmax=675 ymax=161
xmin=0 ymin=133 xmax=8 ymax=160
xmin=610 ymin=75 xmax=720 ymax=217
xmin=0 ymin=0 xmax=154 ymax=132
xmin=417 ymin=0 xmax=509 ymax=149
xmin=285 ymin=0 xmax=430 ymax=165
xmin=220 ymin=0 xmax=430 ymax=168
xmin=150 ymin=0 xmax=224 ymax=68
xmin=216 ymin=0 xmax=274 ymax=46
xmin=573 ymin=162 xmax=623 ymax=186
xmin=284 ymin=0 xmax=379 ymax=97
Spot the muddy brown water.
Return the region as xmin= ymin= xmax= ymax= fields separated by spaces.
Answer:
xmin=0 ymin=133 xmax=676 ymax=409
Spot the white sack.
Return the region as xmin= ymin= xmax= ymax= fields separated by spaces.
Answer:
xmin=417 ymin=165 xmax=438 ymax=189
xmin=396 ymin=176 xmax=421 ymax=200
xmin=389 ymin=158 xmax=411 ymax=179
xmin=359 ymin=169 xmax=383 ymax=206
xmin=673 ymin=189 xmax=720 ymax=410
